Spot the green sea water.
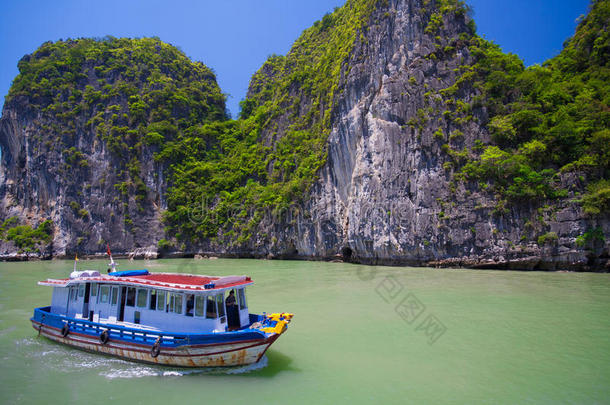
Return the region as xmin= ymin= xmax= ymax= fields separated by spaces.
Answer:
xmin=0 ymin=259 xmax=609 ymax=404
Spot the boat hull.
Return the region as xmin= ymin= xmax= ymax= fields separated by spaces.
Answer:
xmin=31 ymin=307 xmax=281 ymax=367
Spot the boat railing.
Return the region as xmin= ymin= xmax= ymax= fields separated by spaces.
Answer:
xmin=65 ymin=318 xmax=183 ymax=346
xmin=34 ymin=307 xmax=187 ymax=346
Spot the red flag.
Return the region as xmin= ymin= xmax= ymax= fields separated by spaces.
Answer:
xmin=106 ymin=244 xmax=111 ymax=256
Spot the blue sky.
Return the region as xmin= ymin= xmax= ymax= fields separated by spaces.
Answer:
xmin=0 ymin=0 xmax=591 ymax=117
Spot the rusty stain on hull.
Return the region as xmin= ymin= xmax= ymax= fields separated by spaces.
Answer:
xmin=33 ymin=322 xmax=274 ymax=367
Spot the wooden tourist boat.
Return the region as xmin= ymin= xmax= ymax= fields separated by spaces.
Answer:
xmin=30 ymin=252 xmax=293 ymax=367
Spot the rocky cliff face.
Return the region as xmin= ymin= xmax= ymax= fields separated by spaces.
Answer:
xmin=0 ymin=37 xmax=225 ymax=258
xmin=246 ymin=0 xmax=609 ymax=270
xmin=1 ymin=1 xmax=607 ymax=270
xmin=0 ymin=97 xmax=163 ymax=258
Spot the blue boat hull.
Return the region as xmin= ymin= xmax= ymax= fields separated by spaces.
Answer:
xmin=31 ymin=307 xmax=280 ymax=367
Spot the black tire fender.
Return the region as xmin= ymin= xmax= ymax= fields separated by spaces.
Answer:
xmin=61 ymin=323 xmax=70 ymax=337
xmin=100 ymin=329 xmax=110 ymax=344
xmin=151 ymin=337 xmax=162 ymax=358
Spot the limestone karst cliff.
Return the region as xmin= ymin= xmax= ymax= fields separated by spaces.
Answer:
xmin=0 ymin=37 xmax=226 ymax=258
xmin=240 ymin=0 xmax=609 ymax=270
xmin=1 ymin=0 xmax=608 ymax=270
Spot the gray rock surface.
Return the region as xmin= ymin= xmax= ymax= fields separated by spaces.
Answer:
xmin=1 ymin=0 xmax=607 ymax=270
xmin=246 ymin=0 xmax=609 ymax=270
xmin=0 ymin=74 xmax=166 ymax=259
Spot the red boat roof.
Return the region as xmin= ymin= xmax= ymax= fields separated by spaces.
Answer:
xmin=38 ymin=272 xmax=253 ymax=292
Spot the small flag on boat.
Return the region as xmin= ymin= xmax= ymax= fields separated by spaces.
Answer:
xmin=107 ymin=244 xmax=117 ymax=272
xmin=73 ymin=254 xmax=79 ymax=271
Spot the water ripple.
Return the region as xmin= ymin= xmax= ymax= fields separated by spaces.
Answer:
xmin=18 ymin=337 xmax=268 ymax=378
xmin=100 ymin=355 xmax=269 ymax=379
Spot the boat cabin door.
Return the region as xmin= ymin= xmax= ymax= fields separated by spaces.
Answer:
xmin=118 ymin=286 xmax=127 ymax=322
xmin=82 ymin=283 xmax=91 ymax=320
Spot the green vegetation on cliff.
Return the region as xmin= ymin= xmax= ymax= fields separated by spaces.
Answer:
xmin=0 ymin=217 xmax=53 ymax=254
xmin=5 ymin=1 xmax=384 ymax=245
xmin=3 ymin=0 xmax=607 ymax=250
xmin=158 ymin=0 xmax=382 ymax=242
xmin=6 ymin=36 xmax=226 ymax=240
xmin=445 ymin=0 xmax=609 ymax=214
xmin=8 ymin=36 xmax=225 ymax=213
xmin=9 ymin=36 xmax=225 ymax=126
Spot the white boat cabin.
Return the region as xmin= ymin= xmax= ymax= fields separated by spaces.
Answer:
xmin=42 ymin=271 xmax=252 ymax=333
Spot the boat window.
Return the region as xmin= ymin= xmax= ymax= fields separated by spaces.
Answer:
xmin=174 ymin=294 xmax=183 ymax=314
xmin=156 ymin=290 xmax=166 ymax=311
xmin=185 ymin=294 xmax=194 ymax=317
xmin=149 ymin=290 xmax=157 ymax=310
xmin=238 ymin=289 xmax=247 ymax=310
xmin=111 ymin=287 xmax=118 ymax=305
xmin=70 ymin=286 xmax=78 ymax=301
xmin=136 ymin=289 xmax=148 ymax=308
xmin=78 ymin=284 xmax=85 ymax=298
xmin=91 ymin=283 xmax=98 ymax=297
xmin=195 ymin=296 xmax=204 ymax=317
xmin=216 ymin=293 xmax=226 ymax=318
xmin=134 ymin=311 xmax=140 ymax=324
xmin=126 ymin=287 xmax=136 ymax=307
xmin=206 ymin=296 xmax=217 ymax=319
xmin=99 ymin=286 xmax=110 ymax=303
xmin=169 ymin=293 xmax=183 ymax=314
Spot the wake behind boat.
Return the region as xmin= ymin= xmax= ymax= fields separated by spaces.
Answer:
xmin=30 ymin=251 xmax=293 ymax=367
